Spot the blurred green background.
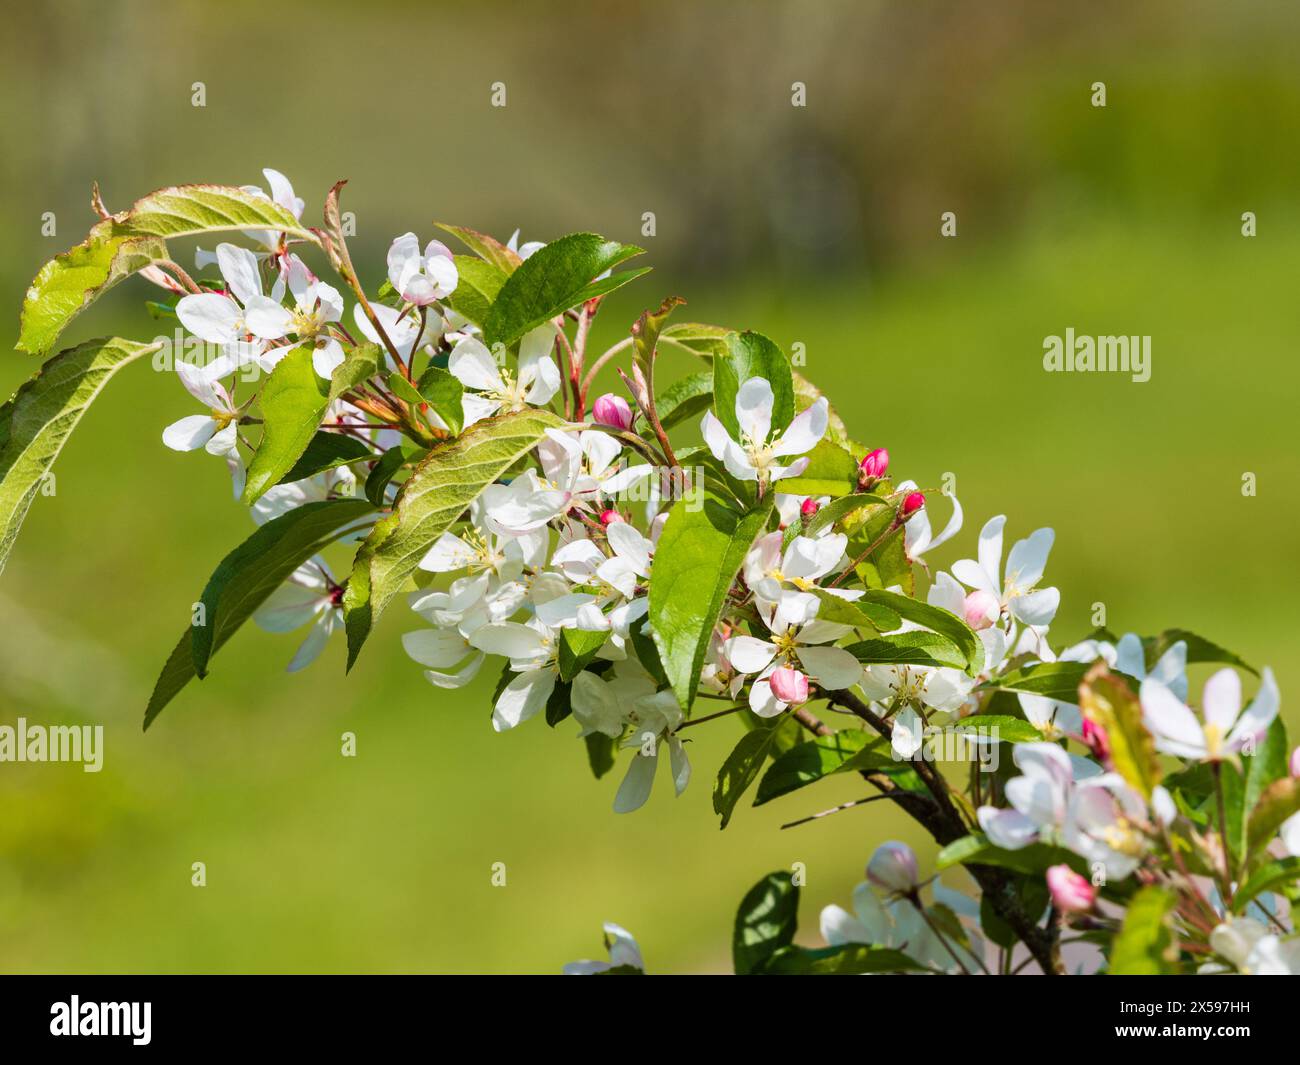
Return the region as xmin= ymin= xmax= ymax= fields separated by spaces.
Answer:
xmin=1 ymin=0 xmax=1297 ymax=973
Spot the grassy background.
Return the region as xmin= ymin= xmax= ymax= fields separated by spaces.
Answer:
xmin=0 ymin=0 xmax=1297 ymax=973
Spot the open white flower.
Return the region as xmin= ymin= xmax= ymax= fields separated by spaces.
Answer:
xmin=176 ymin=243 xmax=288 ymax=348
xmin=951 ymin=515 xmax=1060 ymax=627
xmin=162 ymin=361 xmax=241 ymax=457
xmin=700 ymin=377 xmax=828 ymax=484
xmin=255 ymin=255 xmax=346 ymax=379
xmin=449 ymin=327 xmax=561 ymax=427
xmin=387 ymin=233 xmax=458 ymax=306
xmin=725 ymin=591 xmax=860 ymax=716
xmin=1140 ymin=667 xmax=1279 ymax=762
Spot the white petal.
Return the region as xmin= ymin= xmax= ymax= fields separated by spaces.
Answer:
xmin=176 ymin=293 xmax=242 ymax=344
xmin=402 ymin=628 xmax=473 ymax=668
xmin=798 ymin=645 xmax=861 ymax=690
xmin=162 ymin=414 xmax=217 ymax=452
xmin=1009 ymin=587 xmax=1059 ymax=627
xmin=1140 ymin=677 xmax=1207 ymax=756
xmin=216 ymin=242 xmax=264 ymax=305
xmin=244 ymin=295 xmax=293 ymax=340
xmin=418 ymin=532 xmax=477 ymax=572
xmin=770 ymin=397 xmax=827 ymax=457
xmin=1005 ymin=527 xmax=1054 ymax=590
xmin=448 ymin=338 xmax=503 ymax=391
xmin=726 ymin=636 xmax=777 ymax=674
xmin=492 ymin=668 xmax=556 ymax=731
xmin=613 ymin=749 xmax=659 ymax=813
xmin=1201 ymin=668 xmax=1242 ymax=734
xmin=735 ymin=377 xmax=775 ymax=443
xmin=469 ymin=622 xmax=548 ymax=659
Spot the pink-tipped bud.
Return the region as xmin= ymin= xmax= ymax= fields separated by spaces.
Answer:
xmin=1046 ymin=864 xmax=1096 ymax=914
xmin=858 ymin=447 xmax=890 ymax=480
xmin=962 ymin=590 xmax=999 ymax=631
xmin=593 ymin=393 xmax=633 ymax=431
xmin=897 ymin=491 xmax=925 ymax=524
xmin=769 ymin=667 xmax=810 ymax=705
xmin=599 ymin=508 xmax=625 ymax=526
xmin=1082 ymin=717 xmax=1111 ymax=768
xmin=799 ymin=497 xmax=820 ymax=518
xmin=1290 ymin=746 xmax=1300 ymax=778
xmin=867 ymin=841 xmax=919 ymax=895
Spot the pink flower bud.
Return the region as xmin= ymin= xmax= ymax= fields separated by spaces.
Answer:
xmin=866 ymin=841 xmax=919 ymax=894
xmin=799 ymin=497 xmax=820 ymax=518
xmin=962 ymin=590 xmax=999 ymax=631
xmin=858 ymin=448 xmax=889 ymax=480
xmin=1082 ymin=717 xmax=1111 ymax=768
xmin=599 ymin=509 xmax=625 ymax=525
xmin=769 ymin=667 xmax=810 ymax=705
xmin=593 ymin=393 xmax=633 ymax=431
xmin=1046 ymin=864 xmax=1095 ymax=914
xmin=1290 ymin=746 xmax=1300 ymax=778
xmin=897 ymin=491 xmax=925 ymax=523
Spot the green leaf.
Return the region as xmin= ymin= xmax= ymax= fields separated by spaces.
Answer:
xmin=434 ymin=222 xmax=523 ymax=275
xmin=1080 ymin=662 xmax=1161 ymax=800
xmin=327 ymin=343 xmax=384 ymax=404
xmin=649 ymin=496 xmax=774 ymax=712
xmin=846 ymin=631 xmax=967 ymax=670
xmin=241 ymin=348 xmax=331 ymax=504
xmin=754 ymin=730 xmax=886 ymax=806
xmin=659 ymin=321 xmax=730 ymax=360
xmin=1146 ymin=628 xmax=1257 ymax=676
xmin=585 ymin=733 xmax=617 ymax=779
xmin=1244 ymin=719 xmax=1289 ymax=836
xmin=277 ymin=431 xmax=374 ymax=484
xmin=712 ymin=330 xmax=794 ymax=440
xmin=1247 ymin=777 xmax=1300 ymax=857
xmin=733 ymin=871 xmax=799 ymax=975
xmin=365 ymin=444 xmax=420 ymax=508
xmin=483 ymin=233 xmax=645 ymax=348
xmin=950 ymin=714 xmax=1045 ymax=744
xmin=18 ymin=184 xmax=312 ymax=355
xmin=631 ymin=295 xmax=685 ymax=374
xmin=145 ymin=498 xmax=375 ymax=729
xmin=776 ymin=438 xmax=859 ymax=498
xmin=1233 ymin=857 xmax=1300 ymax=911
xmin=980 ymin=661 xmax=1091 ymax=702
xmin=0 ymin=337 xmax=160 ymax=577
xmin=656 ymin=370 xmax=713 ymax=429
xmin=414 ymin=364 xmax=465 ymax=436
xmin=343 ymin=409 xmax=563 ymax=668
xmin=857 ymin=589 xmax=983 ymax=675
xmin=714 ymin=725 xmax=782 ymax=829
xmin=808 ymin=587 xmax=900 ymax=633
xmin=759 ymin=944 xmax=925 ymax=974
xmin=443 ymin=255 xmax=507 ymax=327
xmin=1109 ymin=886 xmax=1178 ymax=975
xmin=109 ymin=183 xmax=314 ymax=242
xmin=17 ymin=234 xmax=166 ymax=356
xmin=558 ymin=628 xmax=610 ymax=682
